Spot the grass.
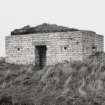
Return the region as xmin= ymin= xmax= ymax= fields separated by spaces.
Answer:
xmin=0 ymin=52 xmax=105 ymax=105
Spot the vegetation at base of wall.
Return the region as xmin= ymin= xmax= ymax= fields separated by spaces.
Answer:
xmin=0 ymin=52 xmax=105 ymax=105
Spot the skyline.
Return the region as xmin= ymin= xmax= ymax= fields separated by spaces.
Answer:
xmin=0 ymin=0 xmax=105 ymax=56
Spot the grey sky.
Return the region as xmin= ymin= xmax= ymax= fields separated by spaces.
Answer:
xmin=0 ymin=0 xmax=105 ymax=56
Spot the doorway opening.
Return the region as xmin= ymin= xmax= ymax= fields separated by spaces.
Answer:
xmin=35 ymin=45 xmax=47 ymax=69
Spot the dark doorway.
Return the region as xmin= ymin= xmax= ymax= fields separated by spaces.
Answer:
xmin=35 ymin=45 xmax=47 ymax=69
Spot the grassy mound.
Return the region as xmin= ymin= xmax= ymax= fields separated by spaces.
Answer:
xmin=11 ymin=23 xmax=79 ymax=35
xmin=0 ymin=52 xmax=105 ymax=105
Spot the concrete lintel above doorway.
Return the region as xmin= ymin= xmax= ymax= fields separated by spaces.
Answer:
xmin=32 ymin=41 xmax=50 ymax=46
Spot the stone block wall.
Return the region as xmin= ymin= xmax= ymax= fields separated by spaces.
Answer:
xmin=81 ymin=31 xmax=104 ymax=59
xmin=81 ymin=31 xmax=96 ymax=58
xmin=47 ymin=32 xmax=83 ymax=65
xmin=95 ymin=34 xmax=104 ymax=52
xmin=5 ymin=31 xmax=104 ymax=66
xmin=5 ymin=35 xmax=34 ymax=65
xmin=5 ymin=32 xmax=83 ymax=65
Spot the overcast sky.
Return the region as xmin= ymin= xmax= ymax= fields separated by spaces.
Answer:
xmin=0 ymin=0 xmax=105 ymax=56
